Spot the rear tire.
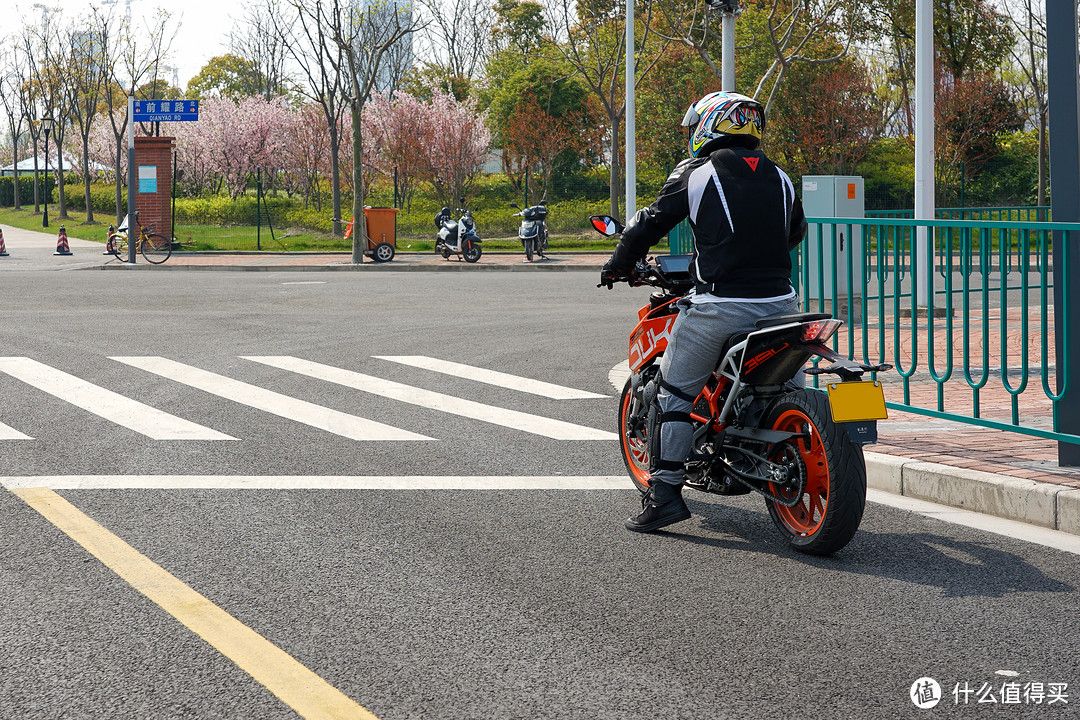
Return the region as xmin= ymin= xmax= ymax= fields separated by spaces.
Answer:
xmin=763 ymin=388 xmax=865 ymax=555
xmin=618 ymin=377 xmax=651 ymax=494
xmin=140 ymin=233 xmax=172 ymax=264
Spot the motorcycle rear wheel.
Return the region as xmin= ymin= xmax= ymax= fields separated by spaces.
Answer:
xmin=618 ymin=377 xmax=652 ymax=493
xmin=763 ymin=388 xmax=865 ymax=555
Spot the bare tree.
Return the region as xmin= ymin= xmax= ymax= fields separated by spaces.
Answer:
xmin=1003 ymin=0 xmax=1048 ymax=208
xmin=417 ymin=0 xmax=494 ymax=82
xmin=277 ymin=1 xmax=349 ymax=235
xmin=101 ymin=10 xmax=177 ymax=223
xmin=62 ymin=8 xmax=111 ymax=224
xmin=297 ymin=0 xmax=426 ymax=263
xmin=655 ymin=0 xmax=856 ymax=115
xmin=230 ymin=1 xmax=293 ymax=100
xmin=549 ymin=0 xmax=667 ymax=218
xmin=0 ymin=44 xmax=30 ymax=211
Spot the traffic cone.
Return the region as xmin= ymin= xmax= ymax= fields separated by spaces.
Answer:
xmin=0 ymin=228 xmax=8 ymax=257
xmin=54 ymin=225 xmax=72 ymax=256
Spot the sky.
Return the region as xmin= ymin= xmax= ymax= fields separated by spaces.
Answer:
xmin=19 ymin=0 xmax=241 ymax=89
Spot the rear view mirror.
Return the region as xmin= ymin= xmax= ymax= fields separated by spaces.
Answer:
xmin=590 ymin=215 xmax=624 ymax=236
xmin=509 ymin=203 xmax=519 ymax=209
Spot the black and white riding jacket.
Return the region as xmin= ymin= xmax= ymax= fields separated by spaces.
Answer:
xmin=612 ymin=144 xmax=806 ymax=299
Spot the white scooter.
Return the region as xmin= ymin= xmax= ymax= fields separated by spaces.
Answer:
xmin=434 ymin=205 xmax=482 ymax=263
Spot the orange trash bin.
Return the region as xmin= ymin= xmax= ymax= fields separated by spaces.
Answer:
xmin=363 ymin=207 xmax=398 ymax=262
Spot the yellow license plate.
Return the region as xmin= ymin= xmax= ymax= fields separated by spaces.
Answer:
xmin=827 ymin=381 xmax=888 ymax=423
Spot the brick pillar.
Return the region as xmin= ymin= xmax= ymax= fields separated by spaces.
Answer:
xmin=133 ymin=136 xmax=175 ymax=238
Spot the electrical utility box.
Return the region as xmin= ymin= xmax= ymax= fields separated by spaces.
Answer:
xmin=800 ymin=176 xmax=864 ymax=303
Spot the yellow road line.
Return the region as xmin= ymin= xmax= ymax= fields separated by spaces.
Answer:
xmin=12 ymin=487 xmax=379 ymax=720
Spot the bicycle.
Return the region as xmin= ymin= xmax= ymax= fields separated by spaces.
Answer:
xmin=108 ymin=212 xmax=172 ymax=264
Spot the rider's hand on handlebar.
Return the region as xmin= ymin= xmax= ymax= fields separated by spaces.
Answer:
xmin=598 ymin=258 xmax=634 ymax=289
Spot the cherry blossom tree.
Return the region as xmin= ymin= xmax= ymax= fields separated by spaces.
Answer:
xmin=413 ymin=87 xmax=490 ymax=206
xmin=366 ymin=92 xmax=427 ymax=210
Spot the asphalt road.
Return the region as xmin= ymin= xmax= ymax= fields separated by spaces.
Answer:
xmin=2 ymin=269 xmax=1078 ymax=719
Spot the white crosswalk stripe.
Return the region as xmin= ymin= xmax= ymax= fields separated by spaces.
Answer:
xmin=0 ymin=357 xmax=234 ymax=440
xmin=110 ymin=356 xmax=432 ymax=442
xmin=373 ymin=355 xmax=609 ymax=399
xmin=243 ymin=356 xmax=618 ymax=440
xmin=0 ymin=421 xmax=33 ymax=440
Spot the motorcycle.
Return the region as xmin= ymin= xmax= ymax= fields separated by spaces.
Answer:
xmin=510 ymin=201 xmax=548 ymax=262
xmin=435 ymin=205 xmax=482 ymax=263
xmin=592 ymin=214 xmax=890 ymax=555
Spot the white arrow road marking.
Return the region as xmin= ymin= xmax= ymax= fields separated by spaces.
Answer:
xmin=110 ymin=357 xmax=431 ymax=442
xmin=0 ymin=357 xmax=234 ymax=440
xmin=374 ymin=355 xmax=609 ymax=399
xmin=243 ymin=356 xmax=618 ymax=441
xmin=0 ymin=475 xmax=630 ymax=490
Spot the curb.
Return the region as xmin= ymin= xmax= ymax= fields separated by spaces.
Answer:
xmin=865 ymin=451 xmax=1080 ymax=535
xmin=95 ymin=260 xmax=606 ymax=272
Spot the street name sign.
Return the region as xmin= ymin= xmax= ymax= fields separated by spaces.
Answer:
xmin=133 ymin=100 xmax=199 ymax=122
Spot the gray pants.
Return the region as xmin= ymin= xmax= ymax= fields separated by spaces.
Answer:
xmin=652 ymin=295 xmax=801 ymax=486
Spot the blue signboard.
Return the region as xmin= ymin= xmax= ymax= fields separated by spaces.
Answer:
xmin=133 ymin=99 xmax=199 ymax=122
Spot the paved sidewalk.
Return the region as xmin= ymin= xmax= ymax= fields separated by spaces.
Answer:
xmin=4 ymin=223 xmax=1079 ymax=537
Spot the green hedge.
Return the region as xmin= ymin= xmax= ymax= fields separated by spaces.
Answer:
xmin=61 ymin=183 xmax=125 ymax=213
xmin=0 ymin=175 xmax=53 ymax=206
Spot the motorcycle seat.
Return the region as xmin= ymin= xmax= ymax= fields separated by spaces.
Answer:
xmin=717 ymin=313 xmax=832 ymax=367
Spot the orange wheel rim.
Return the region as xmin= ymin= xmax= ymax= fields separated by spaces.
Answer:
xmin=769 ymin=409 xmax=828 ymax=536
xmin=620 ymin=390 xmax=651 ymax=487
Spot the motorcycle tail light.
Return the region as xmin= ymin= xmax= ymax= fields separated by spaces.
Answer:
xmin=800 ymin=318 xmax=842 ymax=343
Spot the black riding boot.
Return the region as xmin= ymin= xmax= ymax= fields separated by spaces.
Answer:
xmin=625 ymin=481 xmax=691 ymax=533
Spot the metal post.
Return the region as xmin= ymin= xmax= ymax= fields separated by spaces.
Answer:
xmin=127 ymin=93 xmax=136 ymax=264
xmin=256 ymin=169 xmax=262 ymax=251
xmin=913 ymin=0 xmax=934 ymax=309
xmin=171 ymin=150 xmax=177 ymax=247
xmin=721 ymin=11 xmax=735 ymax=91
xmin=42 ymin=117 xmax=52 ymax=229
xmin=42 ymin=128 xmax=49 ymax=229
xmin=1046 ymin=0 xmax=1080 ymax=464
xmin=625 ymin=0 xmax=636 ymax=218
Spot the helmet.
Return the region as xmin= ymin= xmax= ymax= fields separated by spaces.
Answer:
xmin=681 ymin=91 xmax=765 ymax=157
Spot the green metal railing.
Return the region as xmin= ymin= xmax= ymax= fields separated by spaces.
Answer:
xmin=867 ymin=206 xmax=1051 ymax=222
xmin=668 ymin=218 xmax=694 ymax=255
xmin=803 ymin=215 xmax=1077 ymax=445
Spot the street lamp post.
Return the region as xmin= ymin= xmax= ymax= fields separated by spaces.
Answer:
xmin=41 ymin=116 xmax=53 ymax=229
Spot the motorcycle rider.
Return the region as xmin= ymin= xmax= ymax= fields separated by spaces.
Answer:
xmin=601 ymin=91 xmax=807 ymax=533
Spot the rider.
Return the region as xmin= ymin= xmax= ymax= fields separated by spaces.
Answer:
xmin=601 ymin=91 xmax=807 ymax=533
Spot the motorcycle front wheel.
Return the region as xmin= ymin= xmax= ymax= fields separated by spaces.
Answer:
xmin=618 ymin=377 xmax=652 ymax=493
xmin=763 ymin=388 xmax=866 ymax=555
xmin=523 ymin=238 xmax=535 ymax=262
xmin=462 ymin=240 xmax=482 ymax=263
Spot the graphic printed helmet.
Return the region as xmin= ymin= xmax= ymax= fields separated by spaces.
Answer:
xmin=681 ymin=91 xmax=766 ymax=157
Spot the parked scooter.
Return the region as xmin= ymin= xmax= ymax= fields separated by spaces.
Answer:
xmin=510 ymin=200 xmax=548 ymax=262
xmin=434 ymin=205 xmax=482 ymax=263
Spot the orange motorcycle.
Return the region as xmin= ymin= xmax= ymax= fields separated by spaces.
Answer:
xmin=593 ymin=215 xmax=890 ymax=555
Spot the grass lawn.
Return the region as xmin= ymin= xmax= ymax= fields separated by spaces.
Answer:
xmin=0 ymin=207 xmax=635 ymax=253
